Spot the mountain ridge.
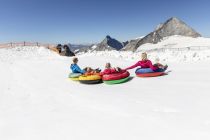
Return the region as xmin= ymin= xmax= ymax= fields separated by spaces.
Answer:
xmin=122 ymin=17 xmax=201 ymax=51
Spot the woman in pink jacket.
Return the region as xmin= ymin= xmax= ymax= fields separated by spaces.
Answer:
xmin=125 ymin=53 xmax=167 ymax=73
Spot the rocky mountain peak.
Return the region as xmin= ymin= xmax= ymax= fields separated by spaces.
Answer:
xmin=106 ymin=35 xmax=112 ymax=40
xmin=93 ymin=35 xmax=124 ymax=51
xmin=123 ymin=17 xmax=201 ymax=51
xmin=168 ymin=17 xmax=180 ymax=22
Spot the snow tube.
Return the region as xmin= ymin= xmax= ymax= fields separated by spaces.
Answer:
xmin=136 ymin=72 xmax=165 ymax=77
xmin=103 ymin=77 xmax=130 ymax=85
xmin=135 ymin=68 xmax=166 ymax=77
xmin=69 ymin=77 xmax=80 ymax=81
xmin=69 ymin=73 xmax=82 ymax=78
xmin=135 ymin=68 xmax=154 ymax=74
xmin=102 ymin=71 xmax=130 ymax=81
xmin=79 ymin=79 xmax=102 ymax=84
xmin=69 ymin=73 xmax=82 ymax=81
xmin=79 ymin=75 xmax=102 ymax=84
xmin=135 ymin=68 xmax=166 ymax=74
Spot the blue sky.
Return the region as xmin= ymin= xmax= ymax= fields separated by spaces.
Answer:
xmin=0 ymin=0 xmax=209 ymax=44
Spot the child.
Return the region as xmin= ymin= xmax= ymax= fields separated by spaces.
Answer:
xmin=84 ymin=67 xmax=102 ymax=75
xmin=83 ymin=67 xmax=95 ymax=76
xmin=153 ymin=58 xmax=168 ymax=70
xmin=70 ymin=57 xmax=101 ymax=75
xmin=100 ymin=63 xmax=122 ymax=75
xmin=70 ymin=57 xmax=85 ymax=74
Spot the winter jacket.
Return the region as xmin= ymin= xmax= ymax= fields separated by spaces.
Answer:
xmin=125 ymin=60 xmax=158 ymax=71
xmin=100 ymin=68 xmax=117 ymax=75
xmin=70 ymin=64 xmax=85 ymax=74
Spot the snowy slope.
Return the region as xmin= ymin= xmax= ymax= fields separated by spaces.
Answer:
xmin=138 ymin=35 xmax=210 ymax=50
xmin=0 ymin=46 xmax=210 ymax=140
xmin=78 ymin=36 xmax=210 ymax=62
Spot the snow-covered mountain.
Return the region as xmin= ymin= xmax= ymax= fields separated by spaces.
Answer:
xmin=137 ymin=35 xmax=210 ymax=51
xmin=78 ymin=35 xmax=210 ymax=62
xmin=123 ymin=17 xmax=201 ymax=51
xmin=67 ymin=43 xmax=93 ymax=53
xmin=74 ymin=17 xmax=202 ymax=53
xmin=94 ymin=35 xmax=124 ymax=51
xmin=76 ymin=35 xmax=124 ymax=52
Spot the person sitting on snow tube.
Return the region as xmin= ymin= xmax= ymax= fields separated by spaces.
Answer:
xmin=70 ymin=57 xmax=101 ymax=74
xmin=83 ymin=67 xmax=101 ymax=76
xmin=100 ymin=62 xmax=122 ymax=75
xmin=124 ymin=52 xmax=168 ymax=73
xmin=78 ymin=67 xmax=102 ymax=84
xmin=70 ymin=57 xmax=86 ymax=74
xmin=100 ymin=63 xmax=130 ymax=84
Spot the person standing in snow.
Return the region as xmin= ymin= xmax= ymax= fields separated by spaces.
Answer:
xmin=124 ymin=52 xmax=168 ymax=72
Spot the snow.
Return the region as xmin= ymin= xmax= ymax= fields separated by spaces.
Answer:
xmin=79 ymin=47 xmax=210 ymax=62
xmin=91 ymin=45 xmax=97 ymax=49
xmin=138 ymin=35 xmax=210 ymax=50
xmin=1 ymin=45 xmax=210 ymax=140
xmin=135 ymin=36 xmax=145 ymax=40
xmin=78 ymin=36 xmax=210 ymax=62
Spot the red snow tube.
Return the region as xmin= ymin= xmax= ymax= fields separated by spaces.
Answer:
xmin=136 ymin=72 xmax=165 ymax=77
xmin=102 ymin=71 xmax=130 ymax=81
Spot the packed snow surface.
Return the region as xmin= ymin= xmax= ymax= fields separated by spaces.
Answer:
xmin=0 ymin=46 xmax=210 ymax=140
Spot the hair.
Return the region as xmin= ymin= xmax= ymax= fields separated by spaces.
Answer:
xmin=141 ymin=52 xmax=148 ymax=61
xmin=72 ymin=57 xmax=78 ymax=63
xmin=155 ymin=58 xmax=160 ymax=63
xmin=86 ymin=67 xmax=93 ymax=72
xmin=105 ymin=62 xmax=111 ymax=69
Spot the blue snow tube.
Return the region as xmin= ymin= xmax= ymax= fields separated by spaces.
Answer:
xmin=135 ymin=68 xmax=154 ymax=74
xmin=135 ymin=68 xmax=165 ymax=74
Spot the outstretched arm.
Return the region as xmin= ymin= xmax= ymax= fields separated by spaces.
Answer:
xmin=76 ymin=66 xmax=85 ymax=74
xmin=125 ymin=62 xmax=140 ymax=70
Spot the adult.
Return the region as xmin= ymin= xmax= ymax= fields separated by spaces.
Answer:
xmin=124 ymin=52 xmax=167 ymax=73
